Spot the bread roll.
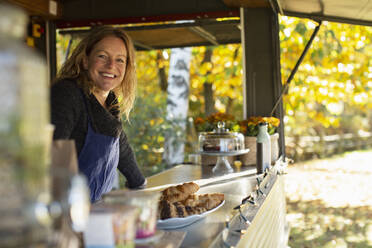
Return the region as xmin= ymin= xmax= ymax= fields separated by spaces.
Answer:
xmin=182 ymin=193 xmax=224 ymax=210
xmin=158 ymin=199 xmax=208 ymax=219
xmin=158 ymin=182 xmax=224 ymax=220
xmin=161 ymin=182 xmax=200 ymax=203
xmin=158 ymin=200 xmax=189 ymax=219
xmin=197 ymin=193 xmax=224 ymax=210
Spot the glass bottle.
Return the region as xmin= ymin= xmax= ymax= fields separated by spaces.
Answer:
xmin=256 ymin=122 xmax=271 ymax=174
xmin=0 ymin=3 xmax=51 ymax=247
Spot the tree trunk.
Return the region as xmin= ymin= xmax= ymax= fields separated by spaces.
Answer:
xmin=226 ymin=97 xmax=233 ymax=115
xmin=204 ymin=82 xmax=215 ymax=116
xmin=202 ymin=47 xmax=215 ymax=116
xmin=157 ymin=50 xmax=168 ymax=92
xmin=163 ymin=48 xmax=192 ymax=166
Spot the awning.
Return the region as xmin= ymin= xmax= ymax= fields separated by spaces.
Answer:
xmin=55 ymin=0 xmax=372 ymax=51
xmin=276 ymin=0 xmax=372 ymax=26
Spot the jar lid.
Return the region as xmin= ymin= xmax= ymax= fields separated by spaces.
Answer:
xmin=199 ymin=122 xmax=242 ymax=139
xmin=200 ymin=132 xmax=239 ymax=139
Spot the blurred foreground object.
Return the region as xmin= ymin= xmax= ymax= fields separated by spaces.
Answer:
xmin=0 ymin=3 xmax=90 ymax=247
xmin=0 ymin=2 xmax=51 ymax=246
xmin=104 ymin=190 xmax=161 ymax=240
xmin=83 ymin=204 xmax=138 ymax=248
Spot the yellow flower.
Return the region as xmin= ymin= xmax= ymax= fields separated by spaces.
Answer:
xmin=238 ymin=116 xmax=280 ymax=136
xmin=269 ymin=117 xmax=280 ymax=127
xmin=194 ymin=113 xmax=280 ymax=136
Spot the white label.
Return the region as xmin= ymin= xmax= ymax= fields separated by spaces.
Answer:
xmin=49 ymin=0 xmax=57 ymax=15
xmin=83 ymin=213 xmax=115 ymax=247
xmin=220 ymin=139 xmax=228 ymax=152
xmin=263 ymin=141 xmax=271 ymax=170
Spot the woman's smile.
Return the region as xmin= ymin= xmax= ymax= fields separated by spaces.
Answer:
xmin=101 ymin=72 xmax=116 ymax=78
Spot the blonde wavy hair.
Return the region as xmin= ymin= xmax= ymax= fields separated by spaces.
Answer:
xmin=56 ymin=26 xmax=137 ymax=120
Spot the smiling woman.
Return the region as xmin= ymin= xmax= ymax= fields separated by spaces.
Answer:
xmin=51 ymin=26 xmax=146 ymax=203
xmin=83 ymin=36 xmax=127 ymax=106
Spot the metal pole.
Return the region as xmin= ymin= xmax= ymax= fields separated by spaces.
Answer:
xmin=46 ymin=21 xmax=57 ymax=83
xmin=64 ymin=36 xmax=73 ymax=62
xmin=270 ymin=21 xmax=322 ymax=116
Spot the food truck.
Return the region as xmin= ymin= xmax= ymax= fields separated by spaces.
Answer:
xmin=1 ymin=0 xmax=371 ymax=247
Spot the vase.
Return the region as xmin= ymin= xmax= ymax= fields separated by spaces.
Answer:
xmin=240 ymin=133 xmax=279 ymax=166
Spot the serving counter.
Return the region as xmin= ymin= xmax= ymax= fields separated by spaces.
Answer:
xmin=142 ymin=159 xmax=289 ymax=248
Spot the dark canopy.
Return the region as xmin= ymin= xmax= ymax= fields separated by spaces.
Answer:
xmin=56 ymin=0 xmax=372 ymax=50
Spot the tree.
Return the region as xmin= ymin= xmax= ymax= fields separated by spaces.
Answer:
xmin=189 ymin=45 xmax=244 ymax=119
xmin=279 ymin=17 xmax=372 ymax=138
xmin=163 ymin=48 xmax=192 ymax=166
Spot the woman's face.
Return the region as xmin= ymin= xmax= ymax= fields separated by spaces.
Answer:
xmin=84 ymin=36 xmax=127 ymax=94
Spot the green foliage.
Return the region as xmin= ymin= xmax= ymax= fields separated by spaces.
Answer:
xmin=189 ymin=45 xmax=244 ymax=119
xmin=122 ymin=89 xmax=168 ymax=176
xmin=123 ymin=87 xmax=189 ymax=176
xmin=280 ymin=17 xmax=372 ymax=138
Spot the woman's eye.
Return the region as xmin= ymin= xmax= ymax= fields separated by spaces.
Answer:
xmin=98 ymin=54 xmax=107 ymax=59
xmin=116 ymin=58 xmax=125 ymax=63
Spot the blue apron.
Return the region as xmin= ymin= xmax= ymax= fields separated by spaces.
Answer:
xmin=78 ymin=101 xmax=120 ymax=203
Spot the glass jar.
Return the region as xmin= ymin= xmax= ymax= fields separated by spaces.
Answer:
xmin=0 ymin=3 xmax=51 ymax=247
xmin=84 ymin=203 xmax=138 ymax=248
xmin=198 ymin=122 xmax=245 ymax=152
xmin=103 ymin=190 xmax=161 ymax=239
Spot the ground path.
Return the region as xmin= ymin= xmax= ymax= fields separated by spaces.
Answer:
xmin=285 ymin=149 xmax=372 ymax=248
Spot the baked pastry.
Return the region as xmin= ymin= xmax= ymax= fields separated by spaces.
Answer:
xmin=185 ymin=205 xmax=207 ymax=215
xmin=158 ymin=182 xmax=224 ymax=220
xmin=158 ymin=200 xmax=188 ymax=219
xmin=158 ymin=200 xmax=208 ymax=219
xmin=182 ymin=194 xmax=199 ymax=207
xmin=197 ymin=193 xmax=225 ymax=210
xmin=182 ymin=193 xmax=224 ymax=210
xmin=160 ymin=182 xmax=200 ymax=203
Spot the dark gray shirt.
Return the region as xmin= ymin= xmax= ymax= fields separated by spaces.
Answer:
xmin=51 ymin=79 xmax=145 ymax=188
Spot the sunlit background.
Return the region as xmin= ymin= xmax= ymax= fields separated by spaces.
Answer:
xmin=55 ymin=15 xmax=372 ymax=247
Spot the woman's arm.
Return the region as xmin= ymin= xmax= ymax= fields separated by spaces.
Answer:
xmin=51 ymin=80 xmax=82 ymax=139
xmin=117 ymin=131 xmax=146 ymax=189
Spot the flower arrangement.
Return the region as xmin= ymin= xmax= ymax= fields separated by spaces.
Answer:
xmin=194 ymin=112 xmax=239 ymax=132
xmin=194 ymin=113 xmax=281 ymax=165
xmin=194 ymin=113 xmax=280 ymax=136
xmin=238 ymin=116 xmax=280 ymax=136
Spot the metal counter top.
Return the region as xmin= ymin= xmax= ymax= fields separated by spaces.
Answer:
xmin=143 ymin=164 xmax=266 ymax=248
xmin=108 ymin=161 xmax=287 ymax=248
xmin=145 ymin=163 xmax=257 ymax=191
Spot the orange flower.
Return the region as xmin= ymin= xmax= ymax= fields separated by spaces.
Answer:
xmin=194 ymin=117 xmax=205 ymax=125
xmin=206 ymin=112 xmax=235 ymax=123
